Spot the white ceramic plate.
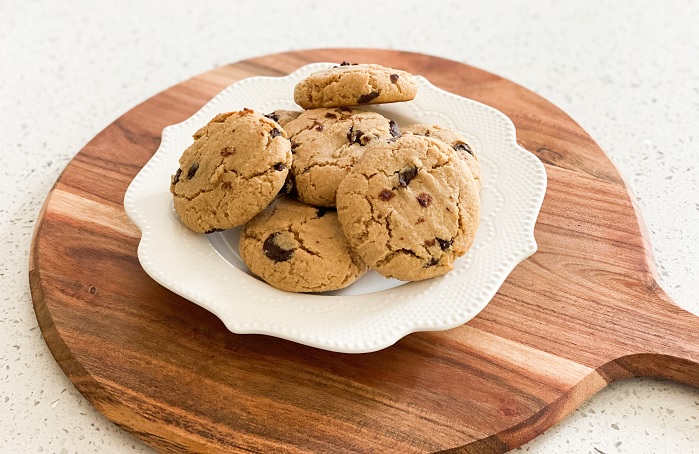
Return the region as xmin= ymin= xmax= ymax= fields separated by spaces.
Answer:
xmin=124 ymin=63 xmax=547 ymax=353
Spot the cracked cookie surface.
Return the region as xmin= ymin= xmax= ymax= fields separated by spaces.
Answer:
xmin=170 ymin=109 xmax=292 ymax=233
xmin=284 ymin=107 xmax=400 ymax=207
xmin=401 ymin=124 xmax=482 ymax=188
xmin=294 ymin=63 xmax=417 ymax=109
xmin=336 ymin=135 xmax=480 ymax=281
xmin=239 ymin=197 xmax=368 ymax=293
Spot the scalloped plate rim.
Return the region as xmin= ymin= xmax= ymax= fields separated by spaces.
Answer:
xmin=123 ymin=62 xmax=547 ymax=353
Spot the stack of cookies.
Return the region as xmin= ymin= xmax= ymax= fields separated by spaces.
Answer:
xmin=170 ymin=63 xmax=481 ymax=293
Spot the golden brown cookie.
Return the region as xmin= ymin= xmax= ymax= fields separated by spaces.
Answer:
xmin=239 ymin=198 xmax=367 ymax=293
xmin=401 ymin=124 xmax=482 ymax=188
xmin=283 ymin=107 xmax=401 ymax=207
xmin=294 ymin=62 xmax=417 ymax=109
xmin=336 ymin=135 xmax=480 ymax=281
xmin=170 ymin=109 xmax=292 ymax=233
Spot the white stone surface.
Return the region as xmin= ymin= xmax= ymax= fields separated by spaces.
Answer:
xmin=1 ymin=0 xmax=697 ymax=452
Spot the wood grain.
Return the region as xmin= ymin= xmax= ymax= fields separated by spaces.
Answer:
xmin=29 ymin=49 xmax=699 ymax=453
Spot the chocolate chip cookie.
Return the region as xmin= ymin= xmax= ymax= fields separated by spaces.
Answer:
xmin=336 ymin=135 xmax=480 ymax=281
xmin=239 ymin=197 xmax=368 ymax=292
xmin=401 ymin=124 xmax=481 ymax=188
xmin=170 ymin=109 xmax=292 ymax=233
xmin=284 ymin=107 xmax=401 ymax=207
xmin=294 ymin=62 xmax=418 ymax=109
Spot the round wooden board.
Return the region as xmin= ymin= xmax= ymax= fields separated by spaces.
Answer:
xmin=29 ymin=49 xmax=699 ymax=453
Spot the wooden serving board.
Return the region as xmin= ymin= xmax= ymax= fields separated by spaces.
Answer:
xmin=29 ymin=49 xmax=699 ymax=453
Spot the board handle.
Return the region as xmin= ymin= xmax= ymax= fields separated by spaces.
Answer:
xmin=599 ymin=284 xmax=699 ymax=387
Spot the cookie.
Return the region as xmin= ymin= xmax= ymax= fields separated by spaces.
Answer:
xmin=336 ymin=135 xmax=480 ymax=281
xmin=284 ymin=107 xmax=400 ymax=207
xmin=401 ymin=124 xmax=481 ymax=188
xmin=170 ymin=109 xmax=292 ymax=233
xmin=294 ymin=62 xmax=418 ymax=109
xmin=239 ymin=197 xmax=368 ymax=293
xmin=264 ymin=109 xmax=302 ymax=128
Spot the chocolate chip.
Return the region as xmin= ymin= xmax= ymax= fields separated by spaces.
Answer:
xmin=398 ymin=166 xmax=417 ymax=187
xmin=273 ymin=162 xmax=286 ymax=171
xmin=424 ymin=239 xmax=436 ymax=247
xmin=340 ymin=107 xmax=353 ymax=113
xmin=205 ymin=228 xmax=225 ymax=234
xmin=417 ymin=217 xmax=425 ymax=224
xmin=263 ymin=232 xmax=294 ymax=262
xmin=357 ymin=91 xmax=380 ymax=104
xmin=379 ymin=189 xmax=395 ymax=201
xmin=279 ymin=171 xmax=296 ymax=196
xmin=389 ymin=120 xmax=401 ymax=138
xmin=454 ymin=142 xmax=474 ymax=156
xmin=437 ymin=238 xmax=453 ymax=250
xmin=173 ymin=168 xmax=182 ymax=184
xmin=312 ymin=121 xmax=324 ymax=132
xmin=187 ymin=162 xmax=199 ymax=179
xmin=325 ymin=112 xmax=337 ymax=119
xmin=390 ymin=74 xmax=399 ymax=83
xmin=424 ymin=257 xmax=440 ymax=268
xmin=347 ymin=127 xmax=364 ymax=145
xmin=339 ymin=61 xmax=357 ymax=66
xmin=220 ymin=147 xmax=232 ymax=156
xmin=264 ymin=112 xmax=280 ymax=122
xmin=416 ymin=193 xmax=432 ymax=207
xmin=270 ymin=128 xmax=282 ymax=138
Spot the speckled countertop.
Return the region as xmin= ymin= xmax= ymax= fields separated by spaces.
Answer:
xmin=1 ymin=1 xmax=698 ymax=453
